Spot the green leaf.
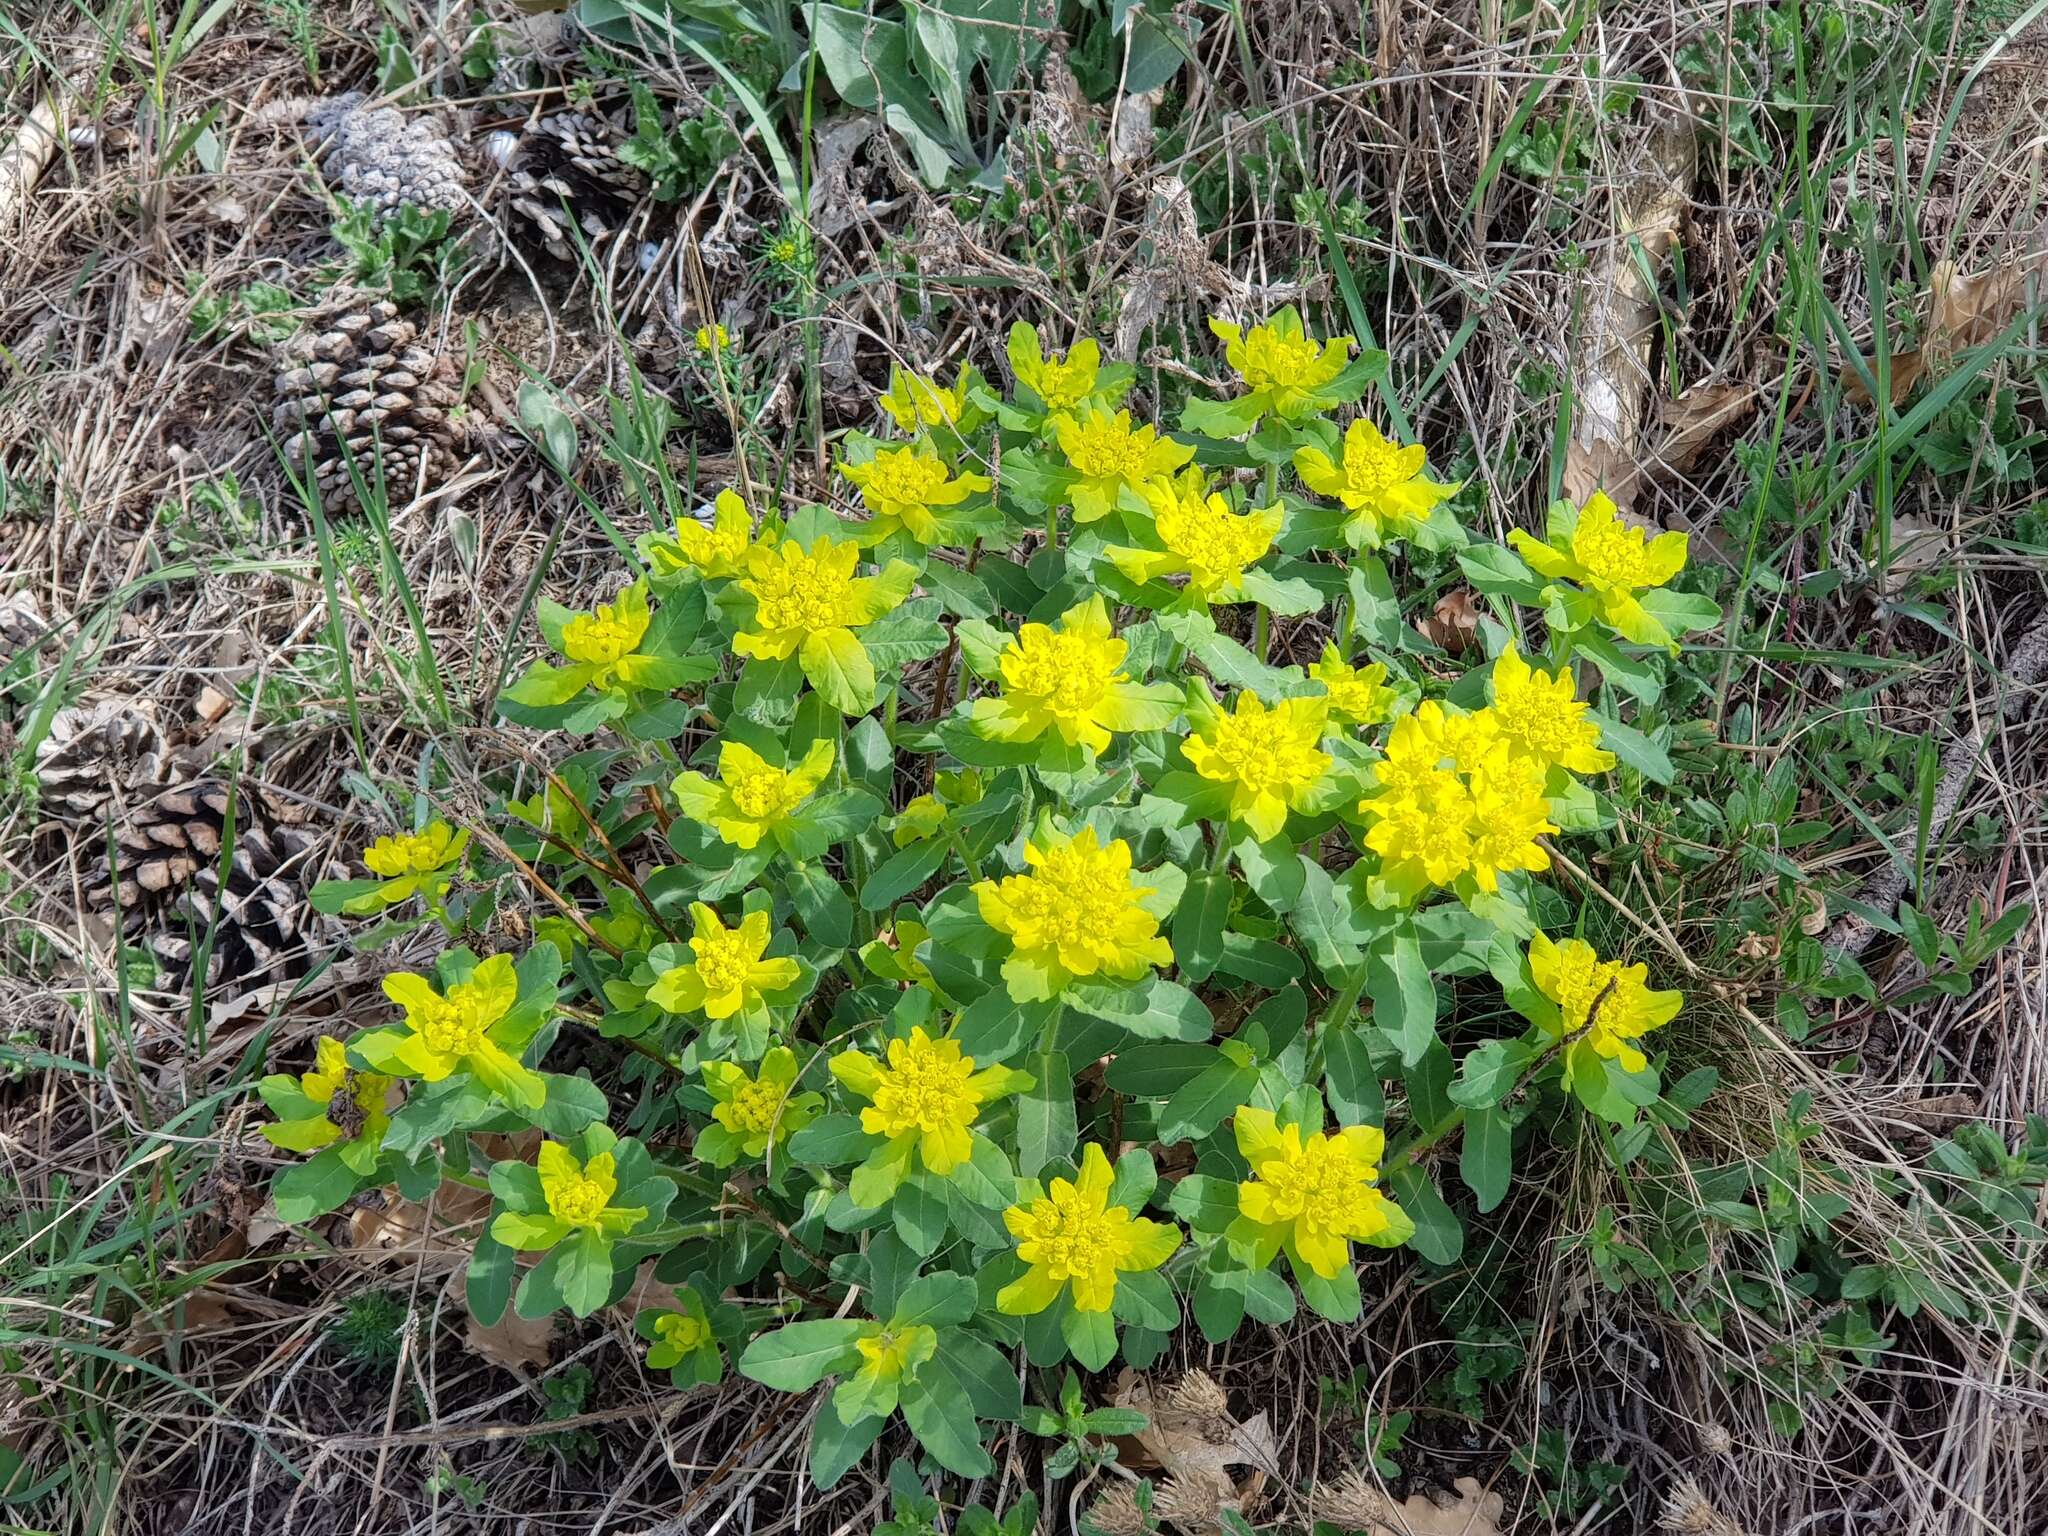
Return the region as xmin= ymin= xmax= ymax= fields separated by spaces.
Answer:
xmin=1066 ymin=977 xmax=1213 ymax=1040
xmin=1321 ymin=1025 xmax=1385 ymax=1125
xmin=1061 ymin=1305 xmax=1118 ymax=1370
xmin=893 ymin=1171 xmax=952 ymax=1255
xmin=1290 ymin=858 xmax=1371 ymax=985
xmin=953 ymin=991 xmax=1056 ymax=1064
xmin=808 ymin=1397 xmax=886 ymax=1489
xmin=273 ymin=1146 xmax=364 ymax=1224
xmin=1166 ymin=1173 xmax=1238 ymax=1232
xmin=1587 ymin=709 xmax=1674 ymax=784
xmin=1157 ymin=1055 xmax=1260 ymax=1143
xmin=739 ymin=1319 xmax=865 ymax=1390
xmin=1016 ymin=1052 xmax=1076 ymax=1177
xmin=1173 ymin=869 xmax=1232 ymax=982
xmin=1455 ymin=543 xmax=1543 ymax=601
xmin=860 ymin=836 xmax=953 ymax=911
xmin=1366 ymin=927 xmax=1437 ymax=1066
xmin=928 ymin=1331 xmax=1025 ymax=1422
xmin=1447 ymin=1038 xmax=1536 ymax=1109
xmin=1106 ymin=1042 xmax=1221 ymax=1098
xmin=890 ymin=1271 xmax=978 ymax=1329
xmin=1111 ymin=1269 xmax=1180 ymax=1331
xmin=1295 ymin=1258 xmax=1361 ymax=1322
xmin=466 ymin=1231 xmax=515 ymax=1327
xmin=900 ymin=1376 xmax=995 ymax=1477
xmin=801 ymin=628 xmax=877 ymax=715
xmin=1460 ymin=1103 xmax=1512 ymax=1212
xmin=788 ymin=1113 xmax=874 ymax=1165
xmin=1570 ymin=627 xmax=1663 ymax=706
xmin=786 ymin=860 xmax=853 ymax=950
xmin=1385 ymin=1162 xmax=1462 ymax=1263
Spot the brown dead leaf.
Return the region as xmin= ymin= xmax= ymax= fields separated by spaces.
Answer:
xmin=348 ymin=1180 xmax=495 ymax=1256
xmin=1844 ymin=258 xmax=2039 ymax=406
xmin=1875 ymin=515 xmax=1950 ymax=596
xmin=445 ymin=1271 xmax=555 ymax=1372
xmin=1654 ymin=382 xmax=1759 ymax=476
xmin=1381 ymin=1478 xmax=1508 ymax=1536
xmin=1417 ymin=588 xmax=1481 ymax=654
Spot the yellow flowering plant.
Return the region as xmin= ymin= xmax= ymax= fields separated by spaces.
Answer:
xmin=312 ymin=818 xmax=469 ymax=923
xmin=267 ymin=310 xmax=1722 ymax=1491
xmin=636 ymin=1280 xmax=737 ymax=1387
xmin=640 ymin=487 xmax=764 ymax=586
xmin=485 ymin=1125 xmax=673 ymax=1317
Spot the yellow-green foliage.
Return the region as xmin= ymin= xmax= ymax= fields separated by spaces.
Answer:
xmin=284 ymin=310 xmax=1718 ymax=1488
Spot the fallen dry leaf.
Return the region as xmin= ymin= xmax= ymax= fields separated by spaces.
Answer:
xmin=1844 ymin=258 xmax=2039 ymax=406
xmin=1655 ymin=382 xmax=1759 ymax=476
xmin=448 ymin=1271 xmax=555 ymax=1372
xmin=1875 ymin=514 xmax=1950 ymax=597
xmin=1378 ymin=1478 xmax=1508 ymax=1536
xmin=1417 ymin=588 xmax=1482 ymax=655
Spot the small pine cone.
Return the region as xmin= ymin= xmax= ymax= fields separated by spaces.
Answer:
xmin=1083 ymin=1483 xmax=1151 ymax=1536
xmin=271 ymin=298 xmax=463 ymax=512
xmin=1658 ymin=1476 xmax=1747 ymax=1536
xmin=495 ymin=108 xmax=646 ymax=262
xmin=1308 ymin=1470 xmax=1394 ymax=1533
xmin=33 ymin=696 xmax=166 ymax=823
xmin=308 ymin=93 xmax=468 ymax=220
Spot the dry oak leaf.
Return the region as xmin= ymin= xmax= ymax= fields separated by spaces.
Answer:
xmin=1417 ymin=588 xmax=1481 ymax=655
xmin=1109 ymin=1370 xmax=1277 ymax=1533
xmin=1844 ymin=257 xmax=2039 ymax=406
xmin=445 ymin=1270 xmax=555 ymax=1373
xmin=1371 ymin=1477 xmax=1508 ymax=1536
xmin=1654 ymin=383 xmax=1759 ymax=477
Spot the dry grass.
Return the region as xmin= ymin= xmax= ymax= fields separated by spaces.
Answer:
xmin=2 ymin=0 xmax=2045 ymax=1532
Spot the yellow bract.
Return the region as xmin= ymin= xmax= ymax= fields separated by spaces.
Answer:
xmin=829 ymin=1025 xmax=1028 ymax=1174
xmin=733 ymin=535 xmax=908 ymax=661
xmin=1487 ymin=642 xmax=1614 ymax=775
xmin=695 ymin=323 xmax=732 ymax=352
xmin=1508 ymin=491 xmax=1689 ymax=648
xmin=647 ymin=489 xmax=754 ymax=580
xmin=649 ymin=904 xmax=800 ymax=1021
xmin=364 ymin=821 xmax=465 ymax=879
xmin=969 ymin=596 xmax=1182 ymax=754
xmin=999 ymin=1144 xmax=1180 ymax=1314
xmin=1307 ymin=643 xmax=1395 ymax=726
xmin=1209 ymin=308 xmax=1352 ymax=419
xmin=1010 ymin=326 xmax=1104 ymax=413
xmin=655 ymin=1311 xmax=711 ymax=1353
xmin=839 ymin=442 xmax=990 ymax=544
xmin=1293 ymin=419 xmax=1456 ymax=547
xmin=1528 ymin=931 xmax=1682 ymax=1081
xmin=1358 ymin=712 xmax=1558 ymax=900
xmin=260 ymin=1035 xmax=394 ymax=1154
xmin=702 ymin=1046 xmax=819 ymax=1161
xmin=1183 ymin=692 xmax=1334 ymax=842
xmin=538 ymin=1141 xmax=638 ymax=1232
xmin=379 ymin=956 xmax=545 ymax=1110
xmin=878 ymin=365 xmax=971 ymax=432
xmin=971 ymin=826 xmax=1173 ymax=1001
xmin=1051 ymin=407 xmax=1195 ymax=522
xmin=1106 ymin=469 xmax=1283 ymax=602
xmin=1231 ymin=1106 xmax=1406 ymax=1278
xmin=671 ymin=738 xmax=835 ymax=850
xmin=560 ymin=581 xmax=659 ymax=690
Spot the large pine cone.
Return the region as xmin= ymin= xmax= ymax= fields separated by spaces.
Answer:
xmin=308 ymin=93 xmax=468 ymax=220
xmin=271 ymin=298 xmax=462 ymax=512
xmin=84 ymin=779 xmax=342 ymax=992
xmin=33 ymin=697 xmax=166 ymax=823
xmin=494 ymin=108 xmax=647 ymax=262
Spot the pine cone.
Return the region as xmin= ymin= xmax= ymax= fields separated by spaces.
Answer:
xmin=308 ymin=93 xmax=468 ymax=220
xmin=85 ymin=779 xmax=342 ymax=990
xmin=495 ymin=108 xmax=646 ymax=261
xmin=33 ymin=696 xmax=166 ymax=822
xmin=271 ymin=298 xmax=463 ymax=512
